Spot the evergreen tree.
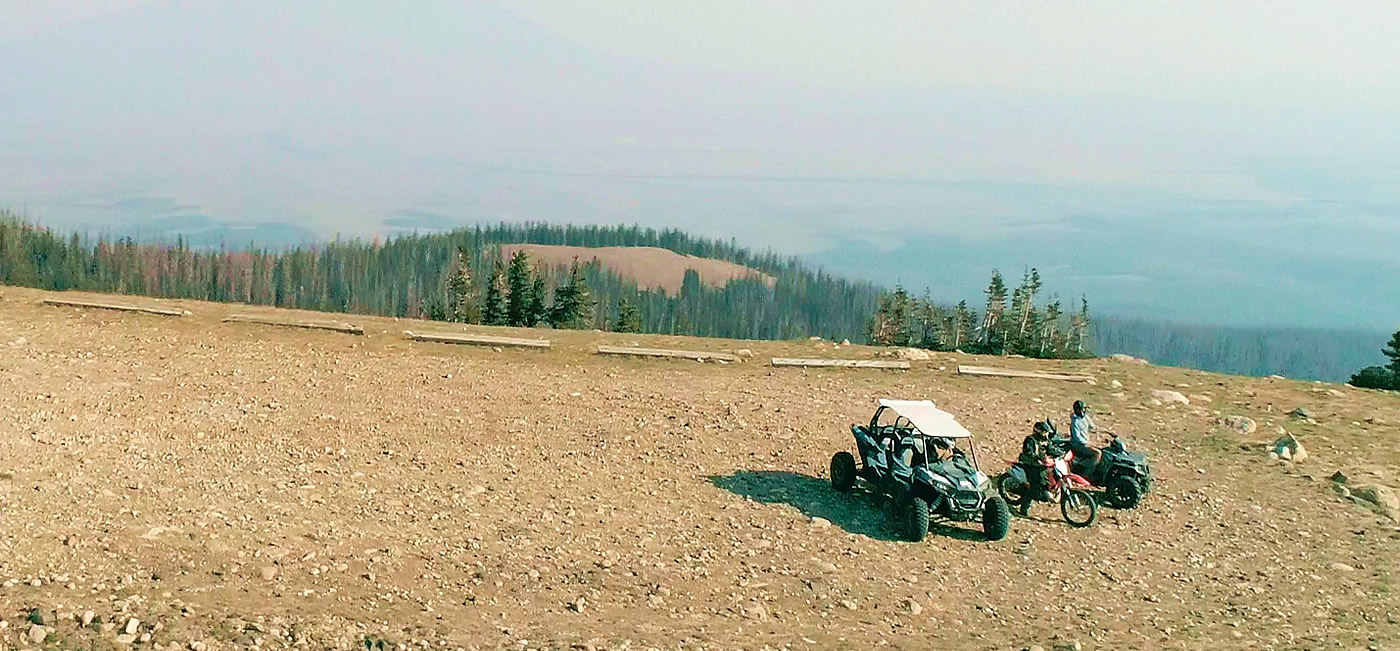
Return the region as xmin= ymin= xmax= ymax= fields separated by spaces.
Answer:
xmin=526 ymin=276 xmax=548 ymax=327
xmin=1349 ymin=366 xmax=1395 ymax=390
xmin=614 ymin=296 xmax=642 ymax=333
xmin=505 ymin=250 xmax=533 ymax=327
xmin=978 ymin=270 xmax=1008 ymax=352
xmin=1069 ymin=295 xmax=1092 ymax=357
xmin=1039 ymin=296 xmax=1064 ymax=358
xmin=951 ymin=300 xmax=973 ymax=351
xmin=446 ymin=246 xmax=479 ymax=323
xmin=889 ymin=285 xmax=912 ymax=347
xmin=917 ymin=288 xmax=940 ymax=349
xmin=1384 ymin=330 xmax=1400 ymax=389
xmin=868 ymin=294 xmax=894 ymax=345
xmin=549 ymin=257 xmax=595 ymax=329
xmin=482 ymin=258 xmax=507 ymax=326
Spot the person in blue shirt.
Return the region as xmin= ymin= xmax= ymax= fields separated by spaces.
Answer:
xmin=1065 ymin=399 xmax=1104 ymax=475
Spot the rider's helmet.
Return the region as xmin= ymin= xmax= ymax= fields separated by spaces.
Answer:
xmin=1033 ymin=420 xmax=1051 ymax=436
xmin=1072 ymin=400 xmax=1086 ymax=416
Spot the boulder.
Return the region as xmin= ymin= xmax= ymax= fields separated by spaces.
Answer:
xmin=1350 ymin=484 xmax=1400 ymax=520
xmin=1150 ymin=390 xmax=1190 ymax=406
xmin=1218 ymin=415 xmax=1257 ymax=436
xmin=1272 ymin=433 xmax=1307 ymax=463
xmin=734 ymin=349 xmax=754 ymax=359
xmin=1108 ymin=354 xmax=1149 ymax=365
xmin=894 ymin=348 xmax=931 ymax=361
xmin=1110 ymin=380 xmax=1123 ymax=389
xmin=1289 ymin=407 xmax=1313 ymax=420
xmin=840 ymin=339 xmax=851 ymax=346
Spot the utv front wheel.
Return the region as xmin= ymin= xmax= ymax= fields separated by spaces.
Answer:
xmin=1105 ymin=476 xmax=1142 ymax=509
xmin=830 ymin=452 xmax=857 ymax=493
xmin=1060 ymin=488 xmax=1098 ymax=528
xmin=982 ymin=496 xmax=1011 ymax=541
xmin=902 ymin=496 xmax=931 ymax=542
xmin=996 ymin=473 xmax=1031 ymax=516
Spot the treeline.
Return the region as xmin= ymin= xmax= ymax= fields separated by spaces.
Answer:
xmin=867 ymin=268 xmax=1092 ymax=358
xmin=1348 ymin=330 xmax=1400 ymax=390
xmin=0 ymin=212 xmax=881 ymax=341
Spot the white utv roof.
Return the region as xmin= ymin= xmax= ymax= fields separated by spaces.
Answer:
xmin=878 ymin=399 xmax=973 ymax=438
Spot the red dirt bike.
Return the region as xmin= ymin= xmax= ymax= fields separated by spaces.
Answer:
xmin=996 ymin=447 xmax=1098 ymax=527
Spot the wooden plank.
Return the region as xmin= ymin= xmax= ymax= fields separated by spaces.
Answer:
xmin=405 ymin=331 xmax=551 ymax=348
xmin=956 ymin=364 xmax=1094 ymax=382
xmin=771 ymin=357 xmax=909 ymax=369
xmin=42 ymin=298 xmax=185 ymax=317
xmin=596 ymin=345 xmax=739 ymax=362
xmin=223 ymin=314 xmax=364 ymax=335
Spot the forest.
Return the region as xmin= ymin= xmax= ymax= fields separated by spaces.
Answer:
xmin=1 ymin=211 xmax=1389 ymax=382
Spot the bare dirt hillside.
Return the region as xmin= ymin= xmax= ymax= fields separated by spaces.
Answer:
xmin=1 ymin=286 xmax=1398 ymax=650
xmin=498 ymin=244 xmax=775 ymax=295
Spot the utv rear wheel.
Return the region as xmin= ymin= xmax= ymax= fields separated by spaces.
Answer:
xmin=1060 ymin=488 xmax=1098 ymax=528
xmin=830 ymin=452 xmax=857 ymax=493
xmin=902 ymin=496 xmax=930 ymax=542
xmin=1105 ymin=476 xmax=1142 ymax=509
xmin=982 ymin=496 xmax=1011 ymax=541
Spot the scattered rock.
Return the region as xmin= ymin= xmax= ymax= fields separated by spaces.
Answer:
xmin=840 ymin=599 xmax=858 ymax=610
xmin=28 ymin=624 xmax=47 ymax=645
xmin=742 ymin=602 xmax=769 ymax=622
xmin=1110 ymin=380 xmax=1123 ymax=389
xmin=1150 ymin=390 xmax=1190 ymax=406
xmin=1334 ymin=484 xmax=1351 ymax=498
xmin=1218 ymin=415 xmax=1257 ymax=435
xmin=1327 ymin=389 xmax=1345 ymax=398
xmin=809 ymin=517 xmax=832 ymax=529
xmin=1330 ymin=471 xmax=1348 ymax=484
xmin=116 ymin=633 xmax=137 ymax=645
xmin=840 ymin=339 xmax=851 ymax=346
xmin=125 ymin=617 xmax=141 ymax=635
xmin=81 ymin=610 xmax=95 ymax=627
xmin=1328 ymin=562 xmax=1355 ymax=572
xmin=734 ymin=349 xmax=754 ymax=359
xmin=1351 ymin=484 xmax=1400 ymax=520
xmin=260 ymin=566 xmax=278 ymax=581
xmin=903 ymin=598 xmax=923 ymax=616
xmin=1289 ymin=407 xmax=1313 ymax=420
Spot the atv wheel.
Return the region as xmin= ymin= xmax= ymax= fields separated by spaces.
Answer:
xmin=996 ymin=473 xmax=1031 ymax=516
xmin=982 ymin=496 xmax=1011 ymax=541
xmin=901 ymin=496 xmax=930 ymax=542
xmin=830 ymin=452 xmax=857 ymax=493
xmin=1060 ymin=488 xmax=1098 ymax=528
xmin=1105 ymin=476 xmax=1142 ymax=509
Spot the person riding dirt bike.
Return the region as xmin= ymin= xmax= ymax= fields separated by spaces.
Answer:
xmin=1018 ymin=421 xmax=1055 ymax=502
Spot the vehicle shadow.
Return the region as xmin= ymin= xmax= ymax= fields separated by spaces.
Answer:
xmin=708 ymin=471 xmax=992 ymax=543
xmin=709 ymin=470 xmax=900 ymax=541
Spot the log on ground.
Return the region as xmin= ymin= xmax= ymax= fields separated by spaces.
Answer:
xmin=771 ymin=357 xmax=909 ymax=370
xmin=42 ymin=298 xmax=185 ymax=317
xmin=955 ymin=365 xmax=1094 ymax=382
xmin=405 ymin=331 xmax=550 ymax=348
xmin=223 ymin=314 xmax=364 ymax=335
xmin=596 ymin=345 xmax=739 ymax=362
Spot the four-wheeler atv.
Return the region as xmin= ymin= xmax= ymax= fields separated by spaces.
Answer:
xmin=1073 ymin=433 xmax=1153 ymax=509
xmin=829 ymin=399 xmax=1011 ymax=542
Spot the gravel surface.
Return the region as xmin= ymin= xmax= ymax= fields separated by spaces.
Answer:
xmin=1 ymin=287 xmax=1397 ymax=650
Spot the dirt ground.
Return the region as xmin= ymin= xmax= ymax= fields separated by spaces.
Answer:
xmin=1 ymin=286 xmax=1398 ymax=650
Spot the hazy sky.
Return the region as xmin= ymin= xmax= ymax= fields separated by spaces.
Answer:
xmin=2 ymin=1 xmax=1398 ymax=329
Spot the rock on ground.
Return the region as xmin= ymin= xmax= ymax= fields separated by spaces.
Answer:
xmin=1218 ymin=415 xmax=1257 ymax=435
xmin=1151 ymin=390 xmax=1190 ymax=406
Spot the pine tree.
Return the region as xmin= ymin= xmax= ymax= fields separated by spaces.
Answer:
xmin=1384 ymin=329 xmax=1400 ymax=389
xmin=526 ymin=276 xmax=548 ymax=327
xmin=614 ymin=296 xmax=642 ymax=333
xmin=917 ymin=288 xmax=939 ymax=349
xmin=978 ymin=270 xmax=1008 ymax=352
xmin=868 ymin=294 xmax=894 ymax=345
xmin=951 ymin=300 xmax=973 ymax=351
xmin=1069 ymin=295 xmax=1092 ymax=357
xmin=446 ymin=246 xmax=479 ymax=323
xmin=505 ymin=250 xmax=533 ymax=327
xmin=1039 ymin=295 xmax=1063 ymax=358
xmin=482 ymin=258 xmax=507 ymax=326
xmin=889 ymin=285 xmax=912 ymax=347
xmin=549 ymin=257 xmax=595 ymax=329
